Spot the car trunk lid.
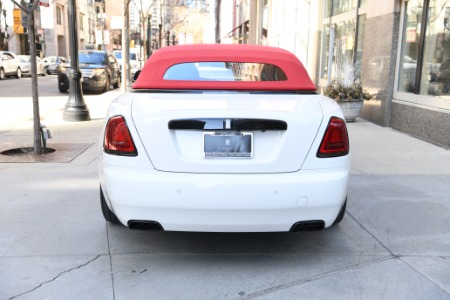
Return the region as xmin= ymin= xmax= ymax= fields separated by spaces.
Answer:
xmin=131 ymin=92 xmax=323 ymax=173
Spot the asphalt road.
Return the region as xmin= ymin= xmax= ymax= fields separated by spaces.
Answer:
xmin=0 ymin=74 xmax=120 ymax=132
xmin=0 ymin=85 xmax=449 ymax=299
xmin=0 ymin=73 xmax=119 ymax=98
xmin=0 ymin=74 xmax=62 ymax=97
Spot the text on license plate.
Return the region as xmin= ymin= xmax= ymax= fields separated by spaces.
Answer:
xmin=203 ymin=132 xmax=253 ymax=158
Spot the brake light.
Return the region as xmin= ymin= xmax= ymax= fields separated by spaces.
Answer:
xmin=103 ymin=116 xmax=137 ymax=156
xmin=317 ymin=117 xmax=349 ymax=158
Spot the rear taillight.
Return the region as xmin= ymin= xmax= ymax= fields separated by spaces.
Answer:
xmin=317 ymin=117 xmax=349 ymax=158
xmin=103 ymin=116 xmax=138 ymax=156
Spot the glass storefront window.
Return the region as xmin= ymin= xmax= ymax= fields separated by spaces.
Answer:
xmin=420 ymin=0 xmax=450 ymax=96
xmin=398 ymin=0 xmax=422 ymax=93
xmin=332 ymin=20 xmax=356 ymax=79
xmin=333 ymin=0 xmax=357 ymax=15
xmin=320 ymin=0 xmax=360 ymax=83
xmin=320 ymin=24 xmax=331 ymax=79
xmin=325 ymin=0 xmax=332 ymax=18
xmin=355 ymin=14 xmax=366 ymax=80
xmin=324 ymin=0 xmax=357 ymax=17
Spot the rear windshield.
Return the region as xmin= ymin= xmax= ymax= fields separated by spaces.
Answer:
xmin=114 ymin=52 xmax=137 ymax=60
xmin=79 ymin=52 xmax=105 ymax=65
xmin=163 ymin=62 xmax=288 ymax=81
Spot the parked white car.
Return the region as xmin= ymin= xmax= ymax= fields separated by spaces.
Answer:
xmin=113 ymin=50 xmax=140 ymax=78
xmin=99 ymin=44 xmax=349 ymax=233
xmin=17 ymin=55 xmax=46 ymax=77
xmin=0 ymin=51 xmax=22 ymax=80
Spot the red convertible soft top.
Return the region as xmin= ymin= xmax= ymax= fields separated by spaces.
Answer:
xmin=132 ymin=44 xmax=316 ymax=91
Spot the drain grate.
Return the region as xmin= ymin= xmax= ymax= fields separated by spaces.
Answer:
xmin=0 ymin=143 xmax=94 ymax=163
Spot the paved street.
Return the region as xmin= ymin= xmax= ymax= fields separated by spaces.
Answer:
xmin=0 ymin=78 xmax=449 ymax=299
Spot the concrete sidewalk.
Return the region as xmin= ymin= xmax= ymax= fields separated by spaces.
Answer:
xmin=0 ymin=95 xmax=449 ymax=299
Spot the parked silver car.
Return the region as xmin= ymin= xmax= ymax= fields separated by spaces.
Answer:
xmin=42 ymin=56 xmax=66 ymax=75
xmin=0 ymin=51 xmax=22 ymax=80
xmin=17 ymin=55 xmax=46 ymax=77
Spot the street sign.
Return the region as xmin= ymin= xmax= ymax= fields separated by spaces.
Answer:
xmin=13 ymin=8 xmax=24 ymax=34
xmin=39 ymin=0 xmax=50 ymax=7
xmin=21 ymin=15 xmax=28 ymax=27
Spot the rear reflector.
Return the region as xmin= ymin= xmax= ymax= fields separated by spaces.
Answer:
xmin=317 ymin=117 xmax=349 ymax=158
xmin=103 ymin=116 xmax=138 ymax=156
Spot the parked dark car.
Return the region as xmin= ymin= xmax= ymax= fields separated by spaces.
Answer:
xmin=57 ymin=51 xmax=121 ymax=93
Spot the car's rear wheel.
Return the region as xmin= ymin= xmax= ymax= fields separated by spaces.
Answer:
xmin=100 ymin=186 xmax=121 ymax=224
xmin=16 ymin=68 xmax=22 ymax=78
xmin=103 ymin=77 xmax=110 ymax=93
xmin=0 ymin=68 xmax=5 ymax=80
xmin=58 ymin=84 xmax=68 ymax=93
xmin=333 ymin=197 xmax=347 ymax=225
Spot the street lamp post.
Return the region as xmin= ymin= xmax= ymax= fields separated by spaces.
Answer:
xmin=63 ymin=0 xmax=90 ymax=122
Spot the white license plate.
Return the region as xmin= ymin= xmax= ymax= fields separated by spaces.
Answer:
xmin=203 ymin=132 xmax=253 ymax=158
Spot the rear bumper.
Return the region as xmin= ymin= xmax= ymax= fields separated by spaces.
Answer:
xmin=82 ymin=76 xmax=107 ymax=92
xmin=100 ymin=164 xmax=349 ymax=232
xmin=57 ymin=73 xmax=106 ymax=92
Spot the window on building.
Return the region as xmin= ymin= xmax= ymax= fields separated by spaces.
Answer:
xmin=333 ymin=0 xmax=357 ymax=16
xmin=359 ymin=0 xmax=368 ymax=8
xmin=421 ymin=1 xmax=450 ymax=96
xmin=80 ymin=14 xmax=85 ymax=31
xmin=398 ymin=1 xmax=421 ymax=93
xmin=325 ymin=0 xmax=357 ymax=17
xmin=320 ymin=0 xmax=365 ymax=86
xmin=355 ymin=14 xmax=366 ymax=80
xmin=334 ymin=20 xmax=356 ymax=71
xmin=56 ymin=7 xmax=62 ymax=25
xmin=398 ymin=0 xmax=450 ymax=98
xmin=320 ymin=24 xmax=331 ymax=79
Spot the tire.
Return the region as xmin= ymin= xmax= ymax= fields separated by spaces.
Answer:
xmin=103 ymin=77 xmax=110 ymax=93
xmin=58 ymin=84 xmax=68 ymax=93
xmin=333 ymin=197 xmax=347 ymax=225
xmin=113 ymin=75 xmax=121 ymax=89
xmin=0 ymin=68 xmax=5 ymax=80
xmin=100 ymin=186 xmax=121 ymax=224
xmin=16 ymin=68 xmax=22 ymax=78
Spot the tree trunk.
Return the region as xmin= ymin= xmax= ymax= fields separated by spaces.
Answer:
xmin=11 ymin=0 xmax=42 ymax=154
xmin=122 ymin=0 xmax=131 ymax=90
xmin=28 ymin=11 xmax=42 ymax=154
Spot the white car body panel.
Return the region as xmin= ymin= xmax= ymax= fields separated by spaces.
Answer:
xmin=100 ymin=164 xmax=348 ymax=232
xmin=99 ymin=92 xmax=350 ymax=232
xmin=130 ymin=92 xmax=324 ymax=173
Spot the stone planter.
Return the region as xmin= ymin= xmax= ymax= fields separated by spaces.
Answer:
xmin=338 ymin=100 xmax=364 ymax=122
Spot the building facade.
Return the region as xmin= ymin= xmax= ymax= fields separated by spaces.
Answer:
xmin=229 ymin=0 xmax=450 ymax=147
xmin=1 ymin=0 xmax=448 ymax=147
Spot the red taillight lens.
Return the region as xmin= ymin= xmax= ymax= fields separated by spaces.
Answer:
xmin=317 ymin=117 xmax=349 ymax=158
xmin=103 ymin=116 xmax=138 ymax=156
